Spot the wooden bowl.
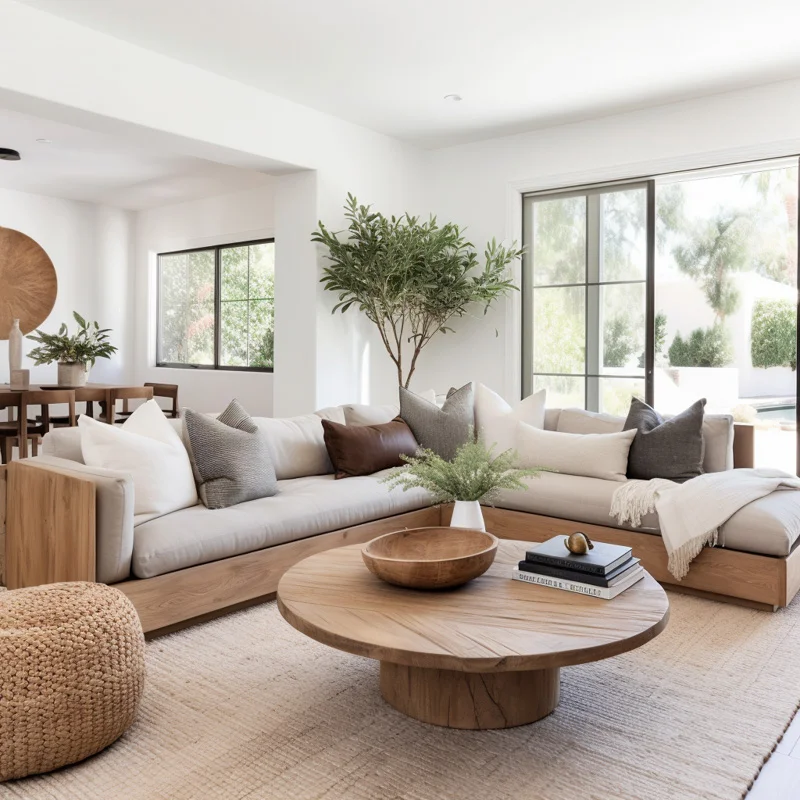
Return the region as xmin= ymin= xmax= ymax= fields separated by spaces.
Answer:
xmin=362 ymin=527 xmax=499 ymax=590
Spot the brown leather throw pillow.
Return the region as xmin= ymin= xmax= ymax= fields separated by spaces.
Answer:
xmin=321 ymin=417 xmax=419 ymax=479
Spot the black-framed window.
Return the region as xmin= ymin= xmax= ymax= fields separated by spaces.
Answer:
xmin=157 ymin=239 xmax=274 ymax=372
xmin=522 ymin=181 xmax=655 ymax=413
xmin=522 ymin=156 xmax=800 ymax=475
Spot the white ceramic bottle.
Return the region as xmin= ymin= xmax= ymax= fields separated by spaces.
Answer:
xmin=8 ymin=318 xmax=22 ymax=373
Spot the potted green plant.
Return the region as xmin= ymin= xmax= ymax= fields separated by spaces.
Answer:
xmin=27 ymin=311 xmax=118 ymax=387
xmin=381 ymin=436 xmax=544 ymax=531
xmin=313 ymin=194 xmax=523 ymax=388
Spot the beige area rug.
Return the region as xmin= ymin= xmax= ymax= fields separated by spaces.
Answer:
xmin=3 ymin=592 xmax=800 ymax=800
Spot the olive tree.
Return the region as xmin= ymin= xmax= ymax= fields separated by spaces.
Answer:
xmin=313 ymin=194 xmax=523 ymax=388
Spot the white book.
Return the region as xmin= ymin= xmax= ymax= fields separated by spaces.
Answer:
xmin=511 ymin=565 xmax=645 ymax=600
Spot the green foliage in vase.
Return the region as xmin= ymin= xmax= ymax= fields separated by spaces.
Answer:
xmin=27 ymin=311 xmax=118 ymax=368
xmin=312 ymin=194 xmax=523 ymax=388
xmin=668 ymin=324 xmax=733 ymax=368
xmin=380 ymin=435 xmax=545 ymax=505
xmin=751 ymin=298 xmax=797 ymax=370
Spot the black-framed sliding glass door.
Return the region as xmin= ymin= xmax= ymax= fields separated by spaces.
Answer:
xmin=522 ymin=157 xmax=800 ymax=474
xmin=522 ymin=181 xmax=656 ymax=415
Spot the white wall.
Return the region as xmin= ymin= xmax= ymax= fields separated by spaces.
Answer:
xmin=134 ymin=182 xmax=277 ymax=415
xmin=422 ymin=78 xmax=800 ymax=402
xmin=0 ymin=187 xmax=134 ymax=385
xmin=7 ymin=3 xmax=800 ymax=412
xmin=0 ymin=0 xmax=426 ymax=413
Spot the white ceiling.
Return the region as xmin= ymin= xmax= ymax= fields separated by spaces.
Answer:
xmin=0 ymin=108 xmax=275 ymax=209
xmin=17 ymin=0 xmax=800 ymax=148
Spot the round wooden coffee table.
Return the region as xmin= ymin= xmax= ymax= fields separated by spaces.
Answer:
xmin=277 ymin=539 xmax=669 ymax=730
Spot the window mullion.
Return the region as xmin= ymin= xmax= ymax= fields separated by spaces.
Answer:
xmin=214 ymin=246 xmax=222 ymax=369
xmin=586 ymin=195 xmax=601 ymax=411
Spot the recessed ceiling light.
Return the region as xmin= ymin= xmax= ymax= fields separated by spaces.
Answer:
xmin=0 ymin=148 xmax=21 ymax=161
xmin=443 ymin=94 xmax=463 ymax=102
xmin=36 ymin=138 xmax=52 ymax=144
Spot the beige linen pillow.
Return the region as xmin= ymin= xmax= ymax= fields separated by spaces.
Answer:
xmin=516 ymin=420 xmax=636 ymax=482
xmin=475 ymin=384 xmax=545 ymax=454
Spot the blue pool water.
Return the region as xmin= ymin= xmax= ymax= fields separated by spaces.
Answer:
xmin=757 ymin=405 xmax=797 ymax=421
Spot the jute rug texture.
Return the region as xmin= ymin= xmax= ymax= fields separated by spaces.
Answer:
xmin=3 ymin=592 xmax=800 ymax=800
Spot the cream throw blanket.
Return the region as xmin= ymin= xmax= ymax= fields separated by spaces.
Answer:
xmin=610 ymin=468 xmax=800 ymax=581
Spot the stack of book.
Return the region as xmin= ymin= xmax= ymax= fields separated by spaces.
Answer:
xmin=512 ymin=535 xmax=644 ymax=599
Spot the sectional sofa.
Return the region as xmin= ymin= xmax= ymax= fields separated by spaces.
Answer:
xmin=3 ymin=400 xmax=799 ymax=634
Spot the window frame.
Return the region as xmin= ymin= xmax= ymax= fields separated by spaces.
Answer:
xmin=521 ymin=181 xmax=655 ymax=410
xmin=156 ymin=237 xmax=275 ymax=373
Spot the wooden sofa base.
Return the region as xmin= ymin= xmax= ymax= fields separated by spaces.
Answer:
xmin=116 ymin=506 xmax=440 ymax=634
xmin=465 ymin=506 xmax=799 ymax=612
xmin=5 ymin=458 xmax=800 ymax=632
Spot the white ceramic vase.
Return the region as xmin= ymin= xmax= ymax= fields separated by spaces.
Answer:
xmin=8 ymin=318 xmax=22 ymax=373
xmin=450 ymin=500 xmax=485 ymax=531
xmin=57 ymin=362 xmax=88 ymax=387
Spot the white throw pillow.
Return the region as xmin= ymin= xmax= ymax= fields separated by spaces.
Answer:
xmin=342 ymin=403 xmax=399 ymax=426
xmin=254 ymin=414 xmax=333 ymax=480
xmin=516 ymin=420 xmax=636 ymax=482
xmin=79 ymin=400 xmax=198 ymax=519
xmin=475 ymin=384 xmax=546 ymax=454
xmin=314 ymin=405 xmax=347 ymax=424
xmin=556 ymin=407 xmax=624 ymax=435
xmin=343 ymin=389 xmax=436 ymax=426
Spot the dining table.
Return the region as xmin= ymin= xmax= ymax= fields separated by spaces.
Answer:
xmin=0 ymin=383 xmax=154 ymax=458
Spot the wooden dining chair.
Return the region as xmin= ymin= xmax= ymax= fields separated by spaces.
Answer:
xmin=145 ymin=383 xmax=180 ymax=418
xmin=103 ymin=386 xmax=154 ymax=425
xmin=0 ymin=389 xmax=77 ymax=462
xmin=117 ymin=382 xmax=179 ymax=420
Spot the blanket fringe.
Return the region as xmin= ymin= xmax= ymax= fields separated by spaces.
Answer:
xmin=667 ymin=528 xmax=719 ymax=581
xmin=609 ymin=479 xmax=670 ymax=528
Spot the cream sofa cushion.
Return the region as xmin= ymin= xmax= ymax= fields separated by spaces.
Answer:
xmin=314 ymin=406 xmax=346 ymax=424
xmin=517 ymin=421 xmax=636 ymax=481
xmin=131 ymin=470 xmax=431 ymax=579
xmin=343 ymin=403 xmax=399 ymax=426
xmin=494 ymin=471 xmax=800 ymax=558
xmin=79 ymin=401 xmax=198 ymax=522
xmin=343 ymin=389 xmax=436 ymax=426
xmin=254 ymin=413 xmax=333 ymax=480
xmin=475 ymin=384 xmax=545 ymax=454
xmin=495 ymin=472 xmax=660 ymax=531
xmin=556 ymin=407 xmax=733 ymax=473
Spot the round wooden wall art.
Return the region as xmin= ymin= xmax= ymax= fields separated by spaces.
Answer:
xmin=0 ymin=226 xmax=58 ymax=339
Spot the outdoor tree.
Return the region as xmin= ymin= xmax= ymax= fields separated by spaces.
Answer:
xmin=741 ymin=169 xmax=798 ymax=287
xmin=672 ymin=212 xmax=753 ymax=323
xmin=313 ymin=194 xmax=522 ymax=388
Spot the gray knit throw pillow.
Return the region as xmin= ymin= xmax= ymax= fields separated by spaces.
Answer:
xmin=623 ymin=397 xmax=706 ymax=482
xmin=183 ymin=399 xmax=278 ymax=509
xmin=399 ymin=383 xmax=474 ymax=461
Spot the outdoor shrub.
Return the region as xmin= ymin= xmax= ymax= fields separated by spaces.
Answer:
xmin=668 ymin=324 xmax=733 ymax=368
xmin=751 ymin=298 xmax=796 ymax=370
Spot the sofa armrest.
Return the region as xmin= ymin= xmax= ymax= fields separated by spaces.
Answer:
xmin=5 ymin=456 xmax=135 ymax=588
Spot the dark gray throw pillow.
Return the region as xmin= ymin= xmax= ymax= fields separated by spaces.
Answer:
xmin=623 ymin=397 xmax=706 ymax=482
xmin=183 ymin=399 xmax=278 ymax=509
xmin=399 ymin=382 xmax=473 ymax=461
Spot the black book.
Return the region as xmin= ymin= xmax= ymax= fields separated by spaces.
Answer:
xmin=517 ymin=557 xmax=641 ymax=587
xmin=525 ymin=536 xmax=632 ymax=577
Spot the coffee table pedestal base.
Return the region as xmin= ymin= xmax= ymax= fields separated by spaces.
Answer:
xmin=379 ymin=662 xmax=560 ymax=730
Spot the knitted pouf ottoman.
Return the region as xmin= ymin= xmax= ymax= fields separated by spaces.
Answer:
xmin=0 ymin=582 xmax=145 ymax=781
